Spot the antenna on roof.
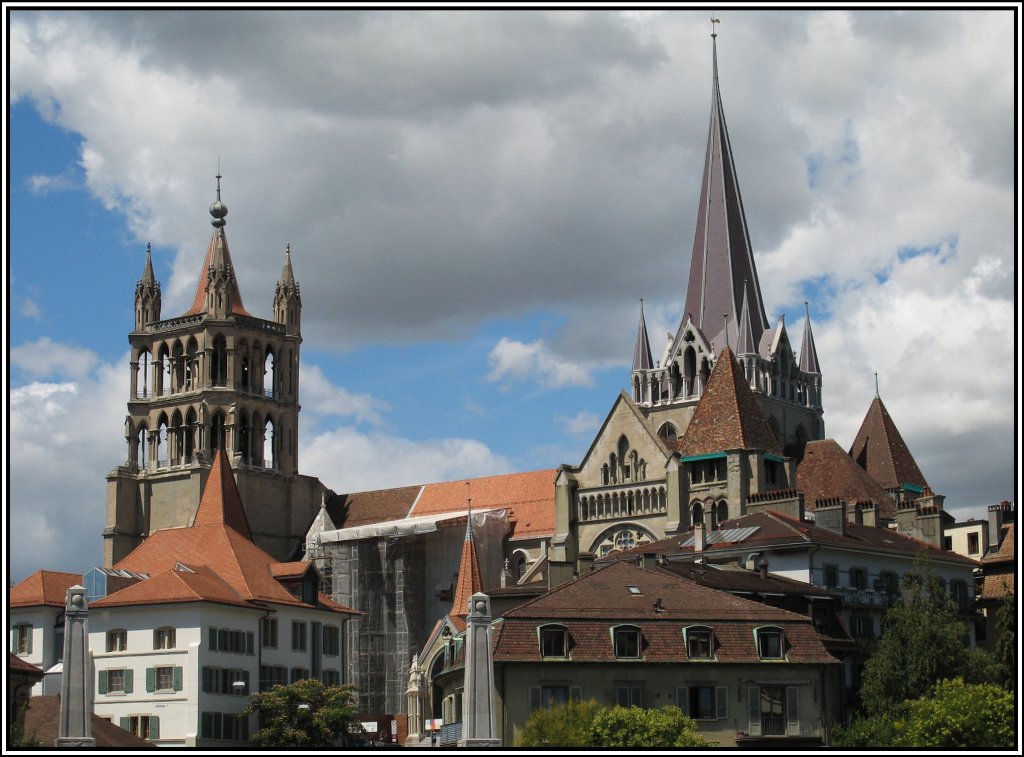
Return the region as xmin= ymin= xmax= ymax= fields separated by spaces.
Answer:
xmin=874 ymin=372 xmax=880 ymax=399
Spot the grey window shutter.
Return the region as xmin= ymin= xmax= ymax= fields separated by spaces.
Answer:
xmin=146 ymin=667 xmax=155 ymax=692
xmin=747 ymin=686 xmax=761 ymax=737
xmin=631 ymin=685 xmax=643 ymax=707
xmin=150 ymin=716 xmax=160 ymax=740
xmin=98 ymin=669 xmax=108 ymax=695
xmin=173 ymin=666 xmax=183 ymax=691
xmin=715 ymin=686 xmax=728 ymax=719
xmin=786 ymin=686 xmax=800 ymax=735
xmin=676 ymin=687 xmax=689 ymax=716
xmin=119 ymin=716 xmax=130 ymax=732
xmin=25 ymin=630 xmax=33 ymax=655
xmin=529 ymin=686 xmax=541 ymax=711
xmin=246 ymin=631 xmax=254 ymax=655
xmin=124 ymin=668 xmax=134 ymax=694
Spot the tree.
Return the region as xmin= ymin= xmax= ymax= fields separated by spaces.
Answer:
xmin=242 ymin=678 xmax=362 ymax=747
xmin=993 ymin=591 xmax=1016 ymax=690
xmin=894 ymin=679 xmax=1014 ymax=748
xmin=587 ymin=705 xmax=714 ymax=748
xmin=858 ymin=559 xmax=997 ymax=715
xmin=516 ymin=698 xmax=602 ymax=747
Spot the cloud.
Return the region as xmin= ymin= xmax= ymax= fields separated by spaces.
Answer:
xmin=10 ymin=337 xmax=100 ymax=380
xmin=487 ymin=337 xmax=596 ymax=389
xmin=301 ymin=364 xmax=387 ymax=427
xmin=560 ymin=410 xmax=601 ymax=438
xmin=302 ymin=426 xmax=512 ymax=494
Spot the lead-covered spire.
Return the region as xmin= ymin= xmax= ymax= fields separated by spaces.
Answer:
xmin=632 ymin=300 xmax=653 ymax=371
xmin=682 ymin=32 xmax=769 ymax=353
xmin=799 ymin=302 xmax=821 ymax=375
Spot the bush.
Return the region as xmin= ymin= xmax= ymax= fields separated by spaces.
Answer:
xmin=588 ymin=705 xmax=713 ymax=748
xmin=893 ymin=679 xmax=1014 ymax=748
xmin=516 ymin=698 xmax=601 ymax=747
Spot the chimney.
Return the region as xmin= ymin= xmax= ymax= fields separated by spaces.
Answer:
xmin=758 ymin=556 xmax=769 ymax=580
xmin=860 ymin=501 xmax=878 ymax=528
xmin=693 ymin=522 xmax=706 ymax=563
xmin=847 ymin=502 xmax=863 ymax=525
xmin=641 ymin=552 xmax=657 ymax=571
xmin=814 ymin=498 xmax=846 ymax=535
xmin=576 ymin=551 xmax=595 ymax=576
xmin=988 ymin=502 xmax=1014 ymax=554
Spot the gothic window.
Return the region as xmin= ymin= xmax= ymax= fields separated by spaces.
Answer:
xmin=185 ymin=339 xmax=199 ymax=391
xmin=171 ymin=410 xmax=184 ymax=465
xmin=159 ymin=345 xmax=172 ymax=396
xmin=712 ymin=500 xmax=728 ymax=528
xmin=593 ymin=526 xmax=655 ymax=557
xmin=263 ymin=418 xmax=275 ymax=469
xmin=684 ymin=346 xmax=697 ymax=396
xmin=211 ymin=412 xmax=226 ymax=453
xmin=136 ymin=425 xmax=149 ymax=469
xmin=601 ymin=464 xmax=609 ymax=486
xmin=240 ymin=353 xmax=251 ymax=393
xmin=172 ymin=341 xmax=184 ymax=393
xmin=691 ymin=502 xmax=705 ymax=528
xmin=137 ymin=349 xmax=151 ymax=399
xmin=211 ymin=336 xmax=228 ymax=387
xmin=184 ymin=409 xmax=197 ymax=461
xmin=658 ymin=423 xmax=677 ymax=442
xmin=156 ymin=415 xmax=169 ymax=469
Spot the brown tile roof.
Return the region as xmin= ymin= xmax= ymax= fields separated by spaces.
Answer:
xmin=678 ymin=347 xmax=782 ymax=457
xmin=271 ymin=561 xmax=314 ymax=579
xmin=10 ymin=570 xmax=82 ymax=608
xmin=191 ymin=449 xmax=252 ymax=539
xmin=9 ymin=652 xmax=45 ymax=676
xmin=183 ymin=228 xmax=251 ymax=317
xmin=985 ymin=522 xmax=1016 ymax=563
xmin=21 ymin=695 xmax=157 ymax=748
xmin=450 ymin=528 xmax=483 ymax=620
xmin=92 ymin=564 xmax=251 ymax=609
xmin=411 ymin=469 xmax=557 ymax=539
xmin=797 ymin=439 xmax=897 ymax=517
xmin=980 ymin=523 xmax=1015 ymax=600
xmin=326 ymin=485 xmax=422 ymax=529
xmin=493 ymin=563 xmax=836 ymax=665
xmin=848 ymin=397 xmax=928 ymax=491
xmin=658 ymin=560 xmax=841 ymax=599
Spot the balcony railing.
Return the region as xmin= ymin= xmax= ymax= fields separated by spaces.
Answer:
xmin=439 ymin=722 xmax=462 ymax=747
xmin=734 ymin=717 xmax=824 ymax=740
xmin=577 ymin=484 xmax=667 ymax=523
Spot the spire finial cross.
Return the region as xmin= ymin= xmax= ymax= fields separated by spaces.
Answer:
xmin=875 ymin=372 xmax=880 ymax=398
xmin=711 ymin=13 xmax=720 ymax=38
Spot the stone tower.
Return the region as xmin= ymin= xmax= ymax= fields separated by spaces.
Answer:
xmin=629 ymin=31 xmax=824 ymax=458
xmin=104 ymin=175 xmax=323 ymax=565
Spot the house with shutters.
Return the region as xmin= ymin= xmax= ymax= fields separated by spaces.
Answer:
xmin=431 ymin=559 xmax=843 ymax=747
xmin=9 ymin=449 xmax=358 ymax=747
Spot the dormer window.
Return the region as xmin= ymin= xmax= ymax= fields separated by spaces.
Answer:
xmin=612 ymin=625 xmax=642 ymax=659
xmin=684 ymin=626 xmax=714 ymax=660
xmin=756 ymin=627 xmax=785 ymax=660
xmin=538 ymin=625 xmax=569 ymax=658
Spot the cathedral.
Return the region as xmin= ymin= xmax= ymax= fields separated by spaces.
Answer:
xmin=104 ymin=32 xmax=956 ymax=720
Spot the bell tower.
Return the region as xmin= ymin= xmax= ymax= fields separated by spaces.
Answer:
xmin=105 ymin=175 xmax=318 ymax=565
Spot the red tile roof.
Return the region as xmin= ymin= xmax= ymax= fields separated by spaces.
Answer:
xmin=450 ymin=527 xmax=483 ymax=619
xmin=797 ymin=439 xmax=897 ymax=517
xmin=271 ymin=561 xmax=314 ymax=579
xmin=92 ymin=564 xmax=252 ymax=610
xmin=191 ymin=449 xmax=252 ymax=539
xmin=848 ymin=397 xmax=928 ymax=491
xmin=21 ymin=695 xmax=157 ymax=748
xmin=10 ymin=570 xmax=82 ymax=608
xmin=678 ymin=347 xmax=782 ymax=457
xmin=411 ymin=469 xmax=557 ymax=539
xmin=326 ymin=486 xmax=422 ymax=529
xmin=9 ymin=652 xmax=45 ymax=676
xmin=183 ymin=228 xmax=251 ymax=317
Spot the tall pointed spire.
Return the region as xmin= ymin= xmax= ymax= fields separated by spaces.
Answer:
xmin=735 ymin=282 xmax=756 ymax=355
xmin=632 ymin=300 xmax=653 ymax=371
xmin=451 ymin=482 xmax=483 ymax=619
xmin=798 ymin=302 xmax=821 ymax=374
xmin=274 ymin=243 xmax=302 ymax=334
xmin=683 ymin=29 xmax=769 ymax=354
xmin=134 ymin=243 xmax=161 ymax=329
xmin=184 ymin=174 xmax=250 ymax=317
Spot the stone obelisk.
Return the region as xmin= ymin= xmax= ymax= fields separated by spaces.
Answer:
xmin=56 ymin=585 xmax=95 ymax=747
xmin=458 ymin=592 xmax=501 ymax=747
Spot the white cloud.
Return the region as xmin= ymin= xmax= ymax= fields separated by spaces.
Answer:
xmin=26 ymin=171 xmax=77 ymax=195
xmin=301 ymin=364 xmax=387 ymax=427
xmin=487 ymin=337 xmax=595 ymax=389
xmin=10 ymin=337 xmax=100 ymax=380
xmin=302 ymin=426 xmax=512 ymax=494
xmin=560 ymin=410 xmax=601 ymax=438
xmin=18 ymin=296 xmax=41 ymax=319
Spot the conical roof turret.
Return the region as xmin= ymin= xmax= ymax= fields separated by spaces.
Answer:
xmin=632 ymin=300 xmax=654 ymax=371
xmin=798 ymin=303 xmax=821 ymax=374
xmin=184 ymin=175 xmax=251 ymax=317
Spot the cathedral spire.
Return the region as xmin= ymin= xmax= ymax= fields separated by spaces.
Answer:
xmin=632 ymin=300 xmax=653 ymax=371
xmin=735 ymin=282 xmax=756 ymax=356
xmin=798 ymin=302 xmax=821 ymax=374
xmin=683 ymin=30 xmax=769 ymax=356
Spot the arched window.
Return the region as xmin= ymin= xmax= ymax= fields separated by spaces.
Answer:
xmin=185 ymin=339 xmax=199 ymax=391
xmin=591 ymin=525 xmax=656 ymax=557
xmin=159 ymin=345 xmax=172 ymax=396
xmin=712 ymin=500 xmax=729 ymax=529
xmin=658 ymin=423 xmax=678 ymax=442
xmin=684 ymin=346 xmax=697 ymax=396
xmin=137 ymin=349 xmax=152 ymax=398
xmin=691 ymin=502 xmax=705 ymax=529
xmin=264 ymin=349 xmax=276 ymax=398
xmin=156 ymin=415 xmax=169 ymax=468
xmin=211 ymin=336 xmax=228 ymax=387
xmin=211 ymin=412 xmax=226 ymax=452
xmin=184 ymin=408 xmax=197 ymax=462
xmin=237 ymin=412 xmax=251 ymax=463
xmin=136 ymin=424 xmax=149 ymax=469
xmin=171 ymin=410 xmax=183 ymax=465
xmin=263 ymin=417 xmax=275 ymax=469
xmin=172 ymin=341 xmax=184 ymax=393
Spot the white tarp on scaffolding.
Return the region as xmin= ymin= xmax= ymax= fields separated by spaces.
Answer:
xmin=319 ymin=508 xmax=509 ymax=544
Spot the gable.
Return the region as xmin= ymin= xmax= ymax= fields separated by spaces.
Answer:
xmin=573 ymin=392 xmax=671 ymax=489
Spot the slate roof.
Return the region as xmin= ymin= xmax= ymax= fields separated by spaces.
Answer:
xmin=797 ymin=439 xmax=897 ymax=517
xmin=493 ymin=562 xmax=837 ymax=665
xmin=325 ymin=485 xmax=422 ymax=529
xmin=849 ymin=397 xmax=928 ymax=491
xmin=21 ymin=695 xmax=157 ymax=748
xmin=10 ymin=570 xmax=82 ymax=608
xmin=677 ymin=347 xmax=782 ymax=456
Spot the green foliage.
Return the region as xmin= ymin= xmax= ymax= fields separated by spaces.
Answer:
xmin=242 ymin=678 xmax=362 ymax=747
xmin=587 ymin=705 xmax=714 ymax=748
xmin=516 ymin=698 xmax=601 ymax=747
xmin=893 ymin=679 xmax=1015 ymax=748
xmin=858 ymin=559 xmax=997 ymax=715
xmin=831 ymin=711 xmax=902 ymax=748
xmin=994 ymin=591 xmax=1016 ymax=690
xmin=9 ymin=703 xmax=40 ymax=748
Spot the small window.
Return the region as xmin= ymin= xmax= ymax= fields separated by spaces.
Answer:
xmin=613 ymin=626 xmax=641 ymax=659
xmin=756 ymin=627 xmax=785 ymax=660
xmin=539 ymin=626 xmax=568 ymax=658
xmin=822 ymin=564 xmax=838 ymax=589
xmin=290 ymin=667 xmax=310 ymax=684
xmin=261 ymin=617 xmax=278 ymax=648
xmin=323 ymin=625 xmax=340 ymax=656
xmin=156 ymin=666 xmax=174 ymax=691
xmin=322 ymin=669 xmax=341 ymax=686
xmin=154 ymin=627 xmax=175 ymax=650
xmin=108 ymin=669 xmax=126 ymax=693
xmin=967 ymin=532 xmax=980 ymax=555
xmin=12 ymin=624 xmax=32 ymax=655
xmin=615 ymin=685 xmax=643 ymax=707
xmin=99 ymin=667 xmax=133 ymax=695
xmin=107 ymin=629 xmax=128 ymax=653
xmin=848 ymin=567 xmax=867 ymax=590
xmin=685 ymin=627 xmax=713 ymax=660
xmin=123 ymin=715 xmax=159 ymax=740
xmin=292 ymin=621 xmax=307 ymax=652
xmin=851 ymin=615 xmax=874 ymax=638
xmin=879 ymin=571 xmax=899 ymax=595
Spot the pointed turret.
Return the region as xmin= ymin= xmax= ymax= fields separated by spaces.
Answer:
xmin=799 ymin=303 xmax=821 ymax=375
xmin=632 ymin=300 xmax=653 ymax=371
xmin=184 ymin=175 xmax=250 ymax=318
xmin=134 ymin=243 xmax=161 ymax=329
xmin=678 ymin=347 xmax=782 ymax=457
xmin=735 ymin=284 xmax=756 ymax=356
xmin=849 ymin=396 xmax=928 ymax=494
xmin=683 ymin=33 xmax=769 ymax=354
xmin=273 ymin=243 xmax=302 ymax=335
xmin=191 ymin=449 xmax=253 ymax=540
xmin=450 ymin=490 xmax=483 ymax=620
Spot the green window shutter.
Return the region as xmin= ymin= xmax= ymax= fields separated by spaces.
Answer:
xmin=747 ymin=687 xmax=761 ymax=737
xmin=173 ymin=666 xmax=183 ymax=691
xmin=246 ymin=631 xmax=254 ymax=655
xmin=146 ymin=667 xmax=156 ymax=693
xmin=676 ymin=687 xmax=688 ymax=716
xmin=209 ymin=627 xmax=217 ymax=651
xmin=120 ymin=717 xmax=130 ymax=732
xmin=715 ymin=686 xmax=728 ymax=719
xmin=124 ymin=669 xmax=134 ymax=694
xmin=150 ymin=716 xmax=160 ymax=740
xmin=786 ymin=687 xmax=800 ymax=735
xmin=98 ymin=669 xmax=108 ymax=695
xmin=25 ymin=630 xmax=33 ymax=655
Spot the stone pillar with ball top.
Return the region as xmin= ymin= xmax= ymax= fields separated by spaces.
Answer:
xmin=56 ymin=585 xmax=95 ymax=747
xmin=458 ymin=592 xmax=501 ymax=747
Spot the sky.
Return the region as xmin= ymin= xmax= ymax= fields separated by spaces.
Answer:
xmin=5 ymin=6 xmax=1020 ymax=584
